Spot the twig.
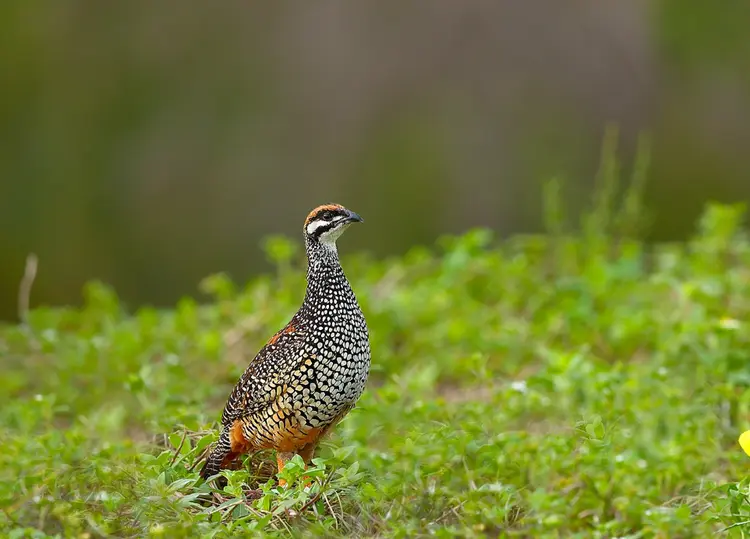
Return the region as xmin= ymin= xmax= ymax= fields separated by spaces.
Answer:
xmin=322 ymin=491 xmax=339 ymax=529
xmin=296 ymin=491 xmax=324 ymax=515
xmin=332 ymin=489 xmax=345 ymax=518
xmin=18 ymin=253 xmax=38 ymax=325
xmin=169 ymin=430 xmax=188 ymax=466
xmin=435 ymin=500 xmax=467 ymax=524
xmin=188 ymin=446 xmax=211 ymax=472
xmin=719 ymin=519 xmax=750 ymax=532
xmin=296 ymin=474 xmax=334 ymax=515
xmin=240 ymin=499 xmax=264 ymax=519
xmin=276 ymin=512 xmax=294 ymax=534
xmin=221 ymin=503 xmax=243 ymax=522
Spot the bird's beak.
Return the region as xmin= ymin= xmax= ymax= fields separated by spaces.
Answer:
xmin=346 ymin=210 xmax=364 ymax=223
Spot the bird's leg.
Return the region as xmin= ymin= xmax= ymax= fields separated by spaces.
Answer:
xmin=296 ymin=442 xmax=319 ymax=488
xmin=276 ymin=451 xmax=295 ymax=487
xmin=276 ymin=447 xmax=317 ymax=488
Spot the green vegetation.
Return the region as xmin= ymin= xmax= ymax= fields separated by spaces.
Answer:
xmin=4 ymin=157 xmax=750 ymax=537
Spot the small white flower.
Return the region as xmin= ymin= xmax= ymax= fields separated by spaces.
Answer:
xmin=511 ymin=380 xmax=528 ymax=393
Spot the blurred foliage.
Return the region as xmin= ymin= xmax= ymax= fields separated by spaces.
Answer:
xmin=3 ymin=155 xmax=750 ymax=535
xmin=659 ymin=0 xmax=750 ymax=72
xmin=1 ymin=1 xmax=750 ymax=320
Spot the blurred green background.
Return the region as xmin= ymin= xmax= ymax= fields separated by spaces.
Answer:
xmin=1 ymin=0 xmax=749 ymax=320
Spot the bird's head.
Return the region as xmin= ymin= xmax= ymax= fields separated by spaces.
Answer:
xmin=304 ymin=203 xmax=364 ymax=248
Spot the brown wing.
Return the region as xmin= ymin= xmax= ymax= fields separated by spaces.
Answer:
xmin=219 ymin=318 xmax=307 ymax=428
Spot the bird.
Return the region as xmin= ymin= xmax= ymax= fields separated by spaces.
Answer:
xmin=200 ymin=203 xmax=371 ymax=486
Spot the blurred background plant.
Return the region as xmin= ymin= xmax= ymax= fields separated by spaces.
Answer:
xmin=1 ymin=0 xmax=749 ymax=319
xmin=4 ymin=2 xmax=750 ymax=537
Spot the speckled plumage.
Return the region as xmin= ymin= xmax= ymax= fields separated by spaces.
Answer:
xmin=200 ymin=204 xmax=370 ymax=482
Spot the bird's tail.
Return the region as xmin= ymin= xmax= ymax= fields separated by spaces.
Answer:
xmin=200 ymin=429 xmax=233 ymax=480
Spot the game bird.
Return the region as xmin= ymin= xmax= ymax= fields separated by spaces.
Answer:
xmin=200 ymin=204 xmax=371 ymax=485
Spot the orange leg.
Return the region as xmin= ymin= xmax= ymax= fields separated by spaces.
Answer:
xmin=276 ymin=447 xmax=318 ymax=487
xmin=274 ymin=416 xmax=344 ymax=487
xmin=297 ymin=445 xmax=317 ymax=488
xmin=276 ymin=451 xmax=295 ymax=487
xmin=296 ymin=436 xmax=328 ymax=487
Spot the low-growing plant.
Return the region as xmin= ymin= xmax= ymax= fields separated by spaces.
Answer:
xmin=3 ymin=139 xmax=750 ymax=537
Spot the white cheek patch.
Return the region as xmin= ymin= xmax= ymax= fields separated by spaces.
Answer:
xmin=319 ymin=222 xmax=351 ymax=246
xmin=306 ymin=219 xmax=330 ymax=235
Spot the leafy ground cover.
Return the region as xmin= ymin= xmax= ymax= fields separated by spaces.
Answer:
xmin=4 ymin=163 xmax=750 ymax=536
